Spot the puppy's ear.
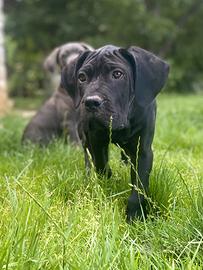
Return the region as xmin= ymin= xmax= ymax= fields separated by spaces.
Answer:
xmin=61 ymin=50 xmax=91 ymax=107
xmin=43 ymin=47 xmax=60 ymax=73
xmin=80 ymin=42 xmax=94 ymax=51
xmin=119 ymin=46 xmax=169 ymax=107
xmin=60 ymin=59 xmax=77 ymax=104
xmin=75 ymin=50 xmax=92 ymax=72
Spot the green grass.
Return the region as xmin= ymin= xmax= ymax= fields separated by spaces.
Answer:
xmin=0 ymin=94 xmax=203 ymax=269
xmin=13 ymin=96 xmax=44 ymax=110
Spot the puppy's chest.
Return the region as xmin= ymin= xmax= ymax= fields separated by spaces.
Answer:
xmin=85 ymin=123 xmax=141 ymax=145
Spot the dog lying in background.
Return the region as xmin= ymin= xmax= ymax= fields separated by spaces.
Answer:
xmin=22 ymin=42 xmax=94 ymax=145
xmin=61 ymin=45 xmax=169 ymax=220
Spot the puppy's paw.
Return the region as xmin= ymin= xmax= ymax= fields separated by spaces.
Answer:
xmin=106 ymin=167 xmax=112 ymax=178
xmin=126 ymin=194 xmax=147 ymax=222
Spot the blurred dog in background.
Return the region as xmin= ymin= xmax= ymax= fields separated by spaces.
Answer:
xmin=22 ymin=42 xmax=94 ymax=145
xmin=44 ymin=42 xmax=94 ymax=90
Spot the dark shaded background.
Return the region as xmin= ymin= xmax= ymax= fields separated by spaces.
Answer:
xmin=5 ymin=0 xmax=203 ymax=97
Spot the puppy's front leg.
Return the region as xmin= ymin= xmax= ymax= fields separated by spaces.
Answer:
xmin=121 ymin=137 xmax=142 ymax=220
xmin=126 ymin=127 xmax=154 ymax=221
xmin=84 ymin=134 xmax=112 ymax=178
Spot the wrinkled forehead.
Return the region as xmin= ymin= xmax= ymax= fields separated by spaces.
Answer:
xmin=83 ymin=46 xmax=130 ymax=69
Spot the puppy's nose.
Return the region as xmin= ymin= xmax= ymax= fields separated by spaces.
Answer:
xmin=84 ymin=95 xmax=103 ymax=110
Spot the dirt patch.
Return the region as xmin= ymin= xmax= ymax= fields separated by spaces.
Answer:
xmin=14 ymin=109 xmax=36 ymax=118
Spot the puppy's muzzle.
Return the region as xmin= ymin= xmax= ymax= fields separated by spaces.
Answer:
xmin=84 ymin=95 xmax=103 ymax=111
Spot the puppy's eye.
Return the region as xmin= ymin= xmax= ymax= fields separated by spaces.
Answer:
xmin=112 ymin=70 xmax=123 ymax=79
xmin=78 ymin=73 xmax=87 ymax=82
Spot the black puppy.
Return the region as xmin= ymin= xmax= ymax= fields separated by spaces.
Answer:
xmin=61 ymin=45 xmax=169 ymax=220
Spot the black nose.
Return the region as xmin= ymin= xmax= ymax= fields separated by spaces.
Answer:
xmin=84 ymin=96 xmax=102 ymax=110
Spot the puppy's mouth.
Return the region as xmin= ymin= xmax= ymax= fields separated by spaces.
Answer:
xmin=81 ymin=98 xmax=129 ymax=130
xmin=110 ymin=115 xmax=130 ymax=131
xmin=83 ymin=110 xmax=129 ymax=131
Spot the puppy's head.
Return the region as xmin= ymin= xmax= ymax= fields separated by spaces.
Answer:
xmin=43 ymin=42 xmax=94 ymax=72
xmin=62 ymin=45 xmax=169 ymax=130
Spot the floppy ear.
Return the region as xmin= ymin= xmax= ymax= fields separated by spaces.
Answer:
xmin=119 ymin=46 xmax=169 ymax=107
xmin=60 ymin=50 xmax=92 ymax=107
xmin=43 ymin=47 xmax=60 ymax=73
xmin=80 ymin=42 xmax=94 ymax=51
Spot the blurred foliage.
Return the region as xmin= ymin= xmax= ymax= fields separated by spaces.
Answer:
xmin=4 ymin=0 xmax=203 ymax=97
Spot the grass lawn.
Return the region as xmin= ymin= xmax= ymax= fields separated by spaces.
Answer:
xmin=0 ymin=94 xmax=202 ymax=269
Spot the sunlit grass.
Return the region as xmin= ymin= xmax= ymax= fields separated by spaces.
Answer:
xmin=0 ymin=94 xmax=202 ymax=269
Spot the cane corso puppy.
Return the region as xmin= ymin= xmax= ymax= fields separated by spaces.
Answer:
xmin=22 ymin=42 xmax=93 ymax=145
xmin=61 ymin=45 xmax=169 ymax=220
